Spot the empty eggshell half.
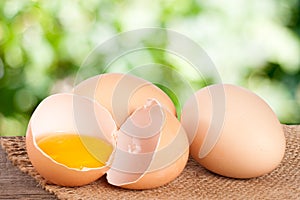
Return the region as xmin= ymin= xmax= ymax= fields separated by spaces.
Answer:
xmin=107 ymin=99 xmax=189 ymax=189
xmin=73 ymin=73 xmax=176 ymax=127
xmin=181 ymin=84 xmax=286 ymax=178
xmin=26 ymin=93 xmax=117 ymax=186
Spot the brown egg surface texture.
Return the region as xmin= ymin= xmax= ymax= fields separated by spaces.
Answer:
xmin=73 ymin=73 xmax=176 ymax=127
xmin=181 ymin=84 xmax=286 ymax=178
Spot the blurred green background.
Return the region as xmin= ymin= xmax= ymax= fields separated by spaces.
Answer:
xmin=0 ymin=0 xmax=299 ymax=136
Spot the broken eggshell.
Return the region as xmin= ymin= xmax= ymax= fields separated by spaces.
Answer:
xmin=26 ymin=94 xmax=189 ymax=189
xmin=107 ymin=99 xmax=189 ymax=189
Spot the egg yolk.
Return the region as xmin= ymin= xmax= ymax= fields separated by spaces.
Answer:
xmin=37 ymin=134 xmax=113 ymax=170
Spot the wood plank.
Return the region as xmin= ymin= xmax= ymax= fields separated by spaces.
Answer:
xmin=0 ymin=145 xmax=57 ymax=199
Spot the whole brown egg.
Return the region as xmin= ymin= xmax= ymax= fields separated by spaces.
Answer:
xmin=181 ymin=84 xmax=286 ymax=178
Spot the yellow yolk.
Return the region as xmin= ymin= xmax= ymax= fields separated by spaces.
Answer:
xmin=37 ymin=134 xmax=113 ymax=170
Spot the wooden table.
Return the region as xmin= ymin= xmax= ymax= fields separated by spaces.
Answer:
xmin=0 ymin=144 xmax=57 ymax=199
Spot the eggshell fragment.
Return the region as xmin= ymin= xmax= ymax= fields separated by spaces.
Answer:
xmin=26 ymin=93 xmax=117 ymax=186
xmin=73 ymin=73 xmax=176 ymax=127
xmin=181 ymin=84 xmax=286 ymax=178
xmin=107 ymin=99 xmax=189 ymax=189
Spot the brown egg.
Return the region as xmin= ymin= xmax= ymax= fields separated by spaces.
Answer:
xmin=73 ymin=73 xmax=176 ymax=127
xmin=181 ymin=84 xmax=286 ymax=178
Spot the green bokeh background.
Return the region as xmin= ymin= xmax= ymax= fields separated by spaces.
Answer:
xmin=0 ymin=0 xmax=299 ymax=136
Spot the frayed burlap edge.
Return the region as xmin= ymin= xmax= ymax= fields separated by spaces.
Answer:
xmin=1 ymin=125 xmax=300 ymax=200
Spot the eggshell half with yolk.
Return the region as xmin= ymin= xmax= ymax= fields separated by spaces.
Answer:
xmin=26 ymin=93 xmax=117 ymax=186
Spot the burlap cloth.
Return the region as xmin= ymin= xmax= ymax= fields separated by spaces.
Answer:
xmin=1 ymin=125 xmax=299 ymax=200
